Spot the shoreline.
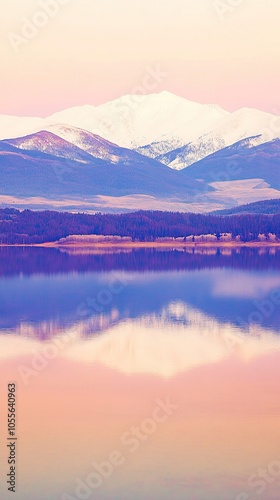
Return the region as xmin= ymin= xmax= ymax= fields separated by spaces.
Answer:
xmin=1 ymin=241 xmax=280 ymax=249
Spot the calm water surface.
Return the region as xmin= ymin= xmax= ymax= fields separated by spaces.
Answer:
xmin=0 ymin=247 xmax=280 ymax=500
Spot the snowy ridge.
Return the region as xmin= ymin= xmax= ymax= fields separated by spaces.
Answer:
xmin=46 ymin=124 xmax=139 ymax=164
xmin=159 ymin=107 xmax=280 ymax=169
xmin=5 ymin=130 xmax=93 ymax=163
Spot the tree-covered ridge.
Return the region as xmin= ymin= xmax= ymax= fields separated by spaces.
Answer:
xmin=212 ymin=198 xmax=280 ymax=215
xmin=0 ymin=208 xmax=279 ymax=244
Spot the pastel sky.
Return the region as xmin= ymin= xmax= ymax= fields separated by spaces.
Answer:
xmin=1 ymin=0 xmax=279 ymax=116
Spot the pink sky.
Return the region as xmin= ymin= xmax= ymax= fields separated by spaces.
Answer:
xmin=1 ymin=0 xmax=280 ymax=116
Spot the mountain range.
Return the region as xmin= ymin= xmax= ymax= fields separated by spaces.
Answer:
xmin=0 ymin=91 xmax=279 ymax=212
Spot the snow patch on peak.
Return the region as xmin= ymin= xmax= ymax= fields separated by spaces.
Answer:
xmin=5 ymin=130 xmax=93 ymax=163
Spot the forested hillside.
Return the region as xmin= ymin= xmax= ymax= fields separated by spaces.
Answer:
xmin=0 ymin=208 xmax=279 ymax=244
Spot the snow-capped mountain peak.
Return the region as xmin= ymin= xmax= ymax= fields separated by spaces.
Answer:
xmin=46 ymin=123 xmax=135 ymax=163
xmin=0 ymin=91 xmax=279 ymax=170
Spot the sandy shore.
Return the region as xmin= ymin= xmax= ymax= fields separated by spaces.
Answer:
xmin=1 ymin=241 xmax=280 ymax=249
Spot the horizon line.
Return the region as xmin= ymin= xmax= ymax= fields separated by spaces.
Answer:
xmin=1 ymin=91 xmax=279 ymax=119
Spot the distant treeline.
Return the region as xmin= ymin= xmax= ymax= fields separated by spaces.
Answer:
xmin=0 ymin=208 xmax=279 ymax=244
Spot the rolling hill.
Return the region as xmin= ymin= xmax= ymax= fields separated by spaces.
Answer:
xmin=212 ymin=199 xmax=280 ymax=215
xmin=0 ymin=137 xmax=206 ymax=203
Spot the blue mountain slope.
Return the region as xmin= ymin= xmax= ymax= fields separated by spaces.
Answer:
xmin=0 ymin=139 xmax=208 ymax=200
xmin=181 ymin=139 xmax=280 ymax=189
